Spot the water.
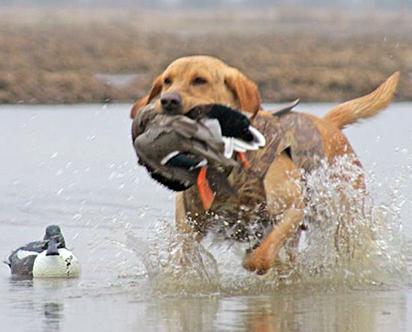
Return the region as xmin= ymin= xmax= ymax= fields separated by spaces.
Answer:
xmin=1 ymin=103 xmax=412 ymax=331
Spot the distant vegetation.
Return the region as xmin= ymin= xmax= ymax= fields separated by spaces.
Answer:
xmin=2 ymin=0 xmax=412 ymax=9
xmin=0 ymin=7 xmax=411 ymax=104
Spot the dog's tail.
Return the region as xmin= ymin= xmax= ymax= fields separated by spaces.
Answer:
xmin=323 ymin=72 xmax=400 ymax=129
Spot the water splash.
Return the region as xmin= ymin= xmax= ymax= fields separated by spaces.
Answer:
xmin=129 ymin=155 xmax=410 ymax=295
xmin=295 ymin=155 xmax=408 ymax=288
xmin=127 ymin=221 xmax=220 ymax=295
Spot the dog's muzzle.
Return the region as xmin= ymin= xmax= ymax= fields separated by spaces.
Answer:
xmin=160 ymin=92 xmax=183 ymax=114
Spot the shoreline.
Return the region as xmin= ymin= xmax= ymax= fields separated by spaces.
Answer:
xmin=0 ymin=8 xmax=411 ymax=104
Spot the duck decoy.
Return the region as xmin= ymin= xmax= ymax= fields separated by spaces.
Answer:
xmin=4 ymin=225 xmax=80 ymax=278
xmin=132 ymin=103 xmax=266 ymax=209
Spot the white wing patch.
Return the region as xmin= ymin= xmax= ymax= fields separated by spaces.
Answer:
xmin=248 ymin=126 xmax=266 ymax=147
xmin=222 ymin=137 xmax=234 ymax=158
xmin=191 ymin=159 xmax=207 ymax=169
xmin=17 ymin=250 xmax=39 ymax=260
xmin=222 ymin=125 xmax=266 ymax=158
xmin=160 ymin=151 xmax=180 ymax=165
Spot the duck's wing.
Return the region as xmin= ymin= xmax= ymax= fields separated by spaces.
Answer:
xmin=169 ymin=116 xmax=238 ymax=168
xmin=133 ymin=112 xmax=237 ymax=195
xmin=144 ymin=163 xmax=194 ymax=191
xmin=189 ymin=104 xmax=266 ymax=156
xmin=161 ymin=152 xmax=206 ymax=170
xmin=5 ymin=240 xmax=45 ymax=272
xmin=134 ymin=110 xmax=235 ymax=169
xmin=133 ymin=114 xmax=207 ymax=190
xmin=20 ymin=240 xmax=47 ymax=254
xmin=131 ymin=103 xmax=158 ymax=142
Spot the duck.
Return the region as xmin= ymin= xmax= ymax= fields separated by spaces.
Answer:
xmin=132 ymin=103 xmax=266 ymax=209
xmin=4 ymin=225 xmax=80 ymax=278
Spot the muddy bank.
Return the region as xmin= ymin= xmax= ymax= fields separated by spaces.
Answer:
xmin=0 ymin=8 xmax=411 ymax=104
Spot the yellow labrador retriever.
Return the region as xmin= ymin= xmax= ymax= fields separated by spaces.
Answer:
xmin=131 ymin=55 xmax=399 ymax=274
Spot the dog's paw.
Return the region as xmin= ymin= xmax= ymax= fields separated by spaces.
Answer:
xmin=242 ymin=248 xmax=273 ymax=275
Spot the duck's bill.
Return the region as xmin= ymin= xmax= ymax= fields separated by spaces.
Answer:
xmin=46 ymin=238 xmax=60 ymax=256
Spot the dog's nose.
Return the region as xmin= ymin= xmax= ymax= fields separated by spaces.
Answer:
xmin=160 ymin=92 xmax=182 ymax=113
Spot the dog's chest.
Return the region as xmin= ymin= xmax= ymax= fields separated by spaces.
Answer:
xmin=182 ymin=112 xmax=326 ymax=243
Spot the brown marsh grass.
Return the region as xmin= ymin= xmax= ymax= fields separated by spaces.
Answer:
xmin=0 ymin=7 xmax=411 ymax=104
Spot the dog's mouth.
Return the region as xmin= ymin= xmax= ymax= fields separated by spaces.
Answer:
xmin=162 ymin=105 xmax=184 ymax=115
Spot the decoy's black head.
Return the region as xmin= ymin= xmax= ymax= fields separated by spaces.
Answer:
xmin=43 ymin=225 xmax=66 ymax=255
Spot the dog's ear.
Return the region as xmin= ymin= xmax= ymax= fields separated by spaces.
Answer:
xmin=224 ymin=68 xmax=262 ymax=114
xmin=130 ymin=75 xmax=163 ymax=119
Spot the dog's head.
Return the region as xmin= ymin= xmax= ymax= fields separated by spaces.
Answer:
xmin=130 ymin=55 xmax=261 ymax=118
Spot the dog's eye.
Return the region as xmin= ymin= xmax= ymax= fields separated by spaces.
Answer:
xmin=164 ymin=77 xmax=172 ymax=85
xmin=192 ymin=77 xmax=208 ymax=85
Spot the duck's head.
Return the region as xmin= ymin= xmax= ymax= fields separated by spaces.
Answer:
xmin=43 ymin=225 xmax=66 ymax=256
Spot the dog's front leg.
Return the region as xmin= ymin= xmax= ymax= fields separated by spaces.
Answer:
xmin=175 ymin=192 xmax=205 ymax=242
xmin=243 ymin=208 xmax=304 ymax=275
xmin=175 ymin=192 xmax=191 ymax=233
xmin=242 ymin=153 xmax=304 ymax=274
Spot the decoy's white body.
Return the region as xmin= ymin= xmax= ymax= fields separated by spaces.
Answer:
xmin=32 ymin=249 xmax=81 ymax=278
xmin=5 ymin=225 xmax=81 ymax=278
